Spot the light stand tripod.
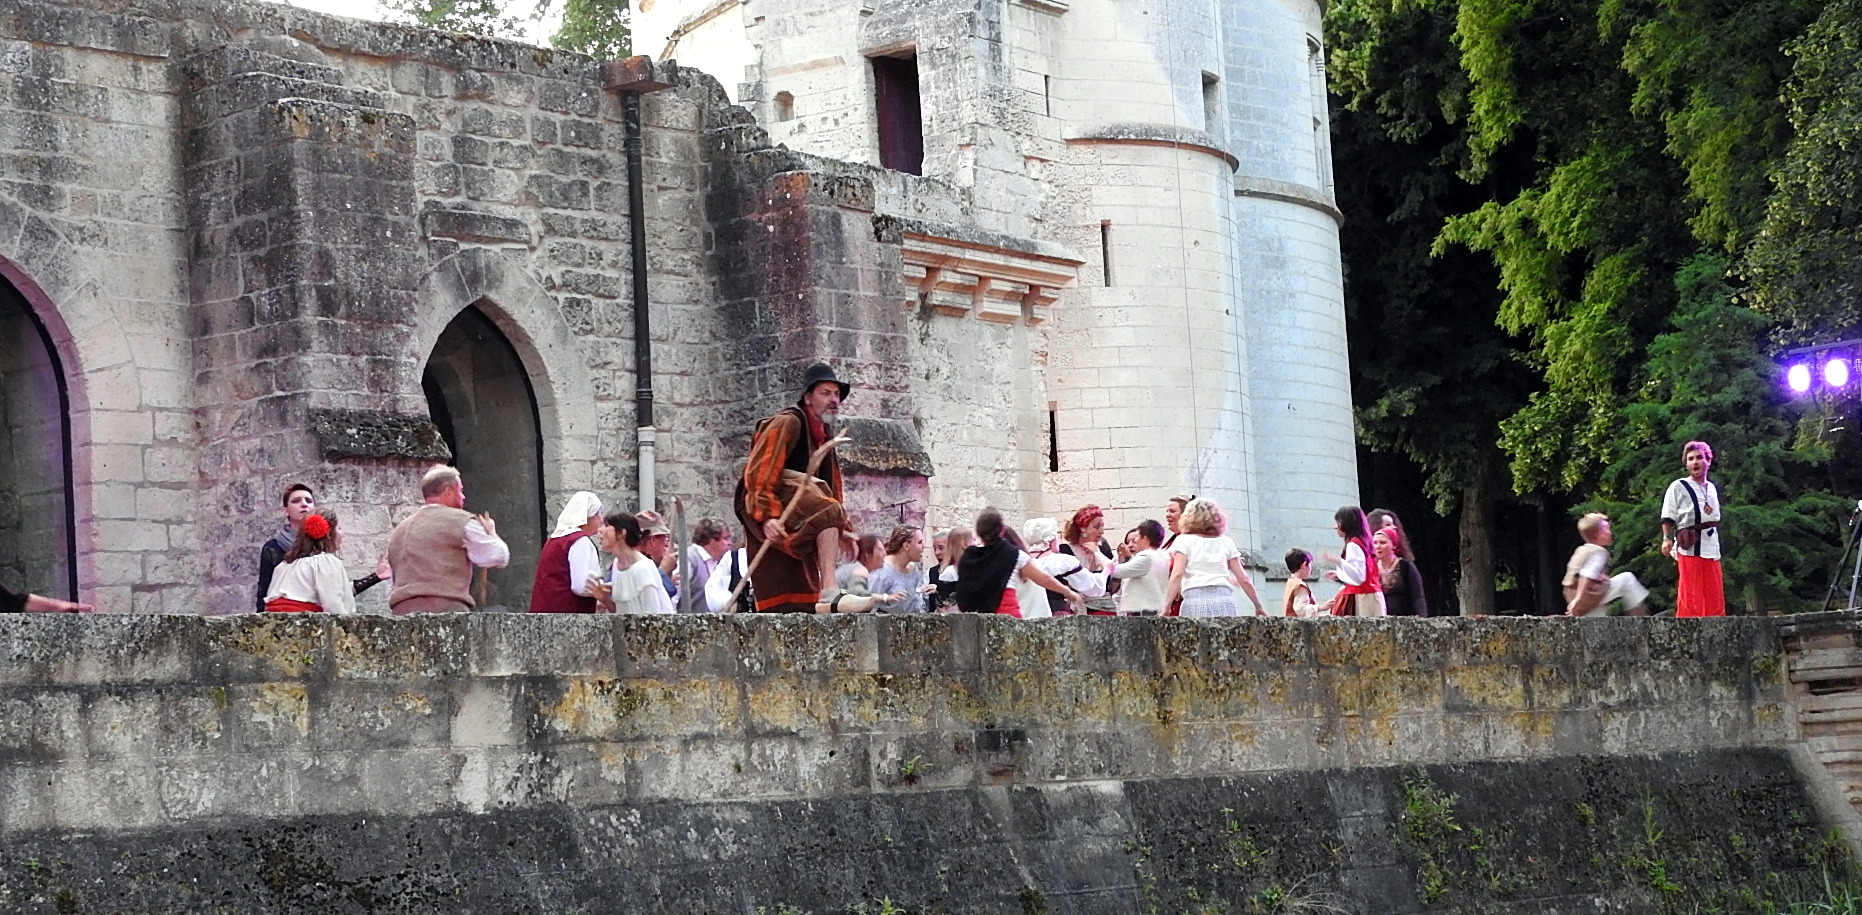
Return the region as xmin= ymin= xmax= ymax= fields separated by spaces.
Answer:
xmin=1820 ymin=500 xmax=1862 ymax=612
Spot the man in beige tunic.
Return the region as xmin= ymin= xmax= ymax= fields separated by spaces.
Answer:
xmin=387 ymin=465 xmax=511 ymax=614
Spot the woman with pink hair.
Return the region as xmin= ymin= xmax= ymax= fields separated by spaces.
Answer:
xmin=1661 ymin=440 xmax=1724 ymax=617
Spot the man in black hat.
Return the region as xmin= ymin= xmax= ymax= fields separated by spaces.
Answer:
xmin=734 ymin=363 xmax=862 ymax=612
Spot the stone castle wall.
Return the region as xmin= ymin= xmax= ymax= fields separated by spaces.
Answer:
xmin=0 ymin=613 xmax=1854 ymax=913
xmin=0 ymin=0 xmax=941 ymax=613
xmin=632 ymin=0 xmax=1363 ymax=570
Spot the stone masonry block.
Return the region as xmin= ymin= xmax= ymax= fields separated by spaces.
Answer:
xmin=1442 ymin=664 xmax=1528 ymax=713
xmin=330 ymin=615 xmax=472 ymax=681
xmin=735 ymin=614 xmax=864 ymax=677
xmin=221 ymin=680 xmax=313 ymax=752
xmin=311 ymin=680 xmax=453 ymax=751
xmin=616 ymin=614 xmax=744 ymax=679
xmin=49 ymin=759 xmax=164 ymax=830
xmin=82 ymin=685 xmax=226 ymax=760
xmin=464 ymin=613 xmax=618 ymax=678
xmin=0 ymin=687 xmax=85 ymax=762
xmin=194 ymin=613 xmax=329 ymax=683
xmin=0 ymin=615 xmax=196 ymax=686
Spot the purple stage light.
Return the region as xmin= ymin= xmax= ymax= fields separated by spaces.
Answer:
xmin=1789 ymin=363 xmax=1813 ymax=393
xmin=1827 ymin=357 xmax=1851 ymax=389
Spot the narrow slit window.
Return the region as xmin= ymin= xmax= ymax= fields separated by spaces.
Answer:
xmin=872 ymin=53 xmax=924 ymax=174
xmin=1048 ymin=406 xmax=1060 ymax=472
xmin=1100 ymin=220 xmax=1114 ymax=286
xmin=1307 ymin=36 xmax=1334 ymax=194
xmin=1043 ymin=74 xmax=1052 ymax=116
xmin=1201 ymin=72 xmax=1220 ymax=135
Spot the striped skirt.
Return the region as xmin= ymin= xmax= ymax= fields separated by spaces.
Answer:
xmin=1179 ymin=585 xmax=1237 ymax=618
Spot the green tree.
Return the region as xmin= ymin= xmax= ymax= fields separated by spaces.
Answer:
xmin=382 ymin=0 xmax=630 ymax=60
xmin=383 ymin=0 xmax=532 ymax=41
xmin=1330 ymin=0 xmax=1847 ymax=613
xmin=1328 ymin=0 xmax=1541 ymax=614
xmin=1437 ymin=0 xmax=1700 ymax=496
xmin=1742 ymin=0 xmax=1862 ymax=332
xmin=551 ymin=0 xmax=630 ymax=60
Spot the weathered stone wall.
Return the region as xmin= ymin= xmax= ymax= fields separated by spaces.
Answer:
xmin=0 ymin=0 xmax=197 ymax=615
xmin=0 ymin=0 xmax=943 ymax=613
xmin=0 ymin=613 xmax=1850 ymax=913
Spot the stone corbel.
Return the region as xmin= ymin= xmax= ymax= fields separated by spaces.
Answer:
xmin=1021 ymin=284 xmax=1060 ymax=324
xmin=890 ymin=220 xmax=1083 ymax=327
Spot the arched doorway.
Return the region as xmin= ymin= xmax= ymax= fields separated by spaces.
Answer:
xmin=422 ymin=304 xmax=545 ymax=611
xmin=0 ymin=275 xmax=76 ymax=601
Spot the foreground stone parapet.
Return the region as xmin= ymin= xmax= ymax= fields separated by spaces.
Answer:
xmin=0 ymin=614 xmax=1793 ymax=825
xmin=0 ymin=613 xmax=1838 ymax=913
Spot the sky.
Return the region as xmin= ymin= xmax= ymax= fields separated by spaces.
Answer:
xmin=262 ymin=0 xmax=564 ymax=47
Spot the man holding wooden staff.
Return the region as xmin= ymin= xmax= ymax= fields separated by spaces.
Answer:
xmin=733 ymin=363 xmax=873 ymax=613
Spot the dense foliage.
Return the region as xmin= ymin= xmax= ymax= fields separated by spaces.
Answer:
xmin=1744 ymin=0 xmax=1862 ymax=332
xmin=1327 ymin=0 xmax=1861 ymax=612
xmin=382 ymin=0 xmax=630 ymax=60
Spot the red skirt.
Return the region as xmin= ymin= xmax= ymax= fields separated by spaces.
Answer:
xmin=264 ymin=597 xmax=322 ymax=613
xmin=995 ymin=589 xmax=1021 ymax=619
xmin=1675 ymin=555 xmax=1724 ymax=617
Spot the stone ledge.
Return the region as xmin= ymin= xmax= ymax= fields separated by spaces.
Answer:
xmin=1233 ymin=175 xmax=1344 ymax=225
xmin=1779 ymin=609 xmax=1862 ymax=641
xmin=837 ymin=417 xmax=933 ymax=477
xmin=1066 ymin=122 xmax=1238 ymax=171
xmin=309 ymin=408 xmax=452 ymax=461
xmin=421 ymin=207 xmax=531 ymax=245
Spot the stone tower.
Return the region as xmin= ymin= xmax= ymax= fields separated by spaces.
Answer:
xmin=636 ymin=0 xmax=1356 ymax=567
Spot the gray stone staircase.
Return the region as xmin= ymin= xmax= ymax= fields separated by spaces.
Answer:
xmin=1780 ymin=610 xmax=1862 ymax=813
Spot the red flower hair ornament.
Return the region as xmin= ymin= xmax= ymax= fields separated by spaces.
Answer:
xmin=302 ymin=514 xmax=332 ymax=540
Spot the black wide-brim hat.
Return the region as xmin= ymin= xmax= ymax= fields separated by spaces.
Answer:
xmin=800 ymin=362 xmax=851 ymax=400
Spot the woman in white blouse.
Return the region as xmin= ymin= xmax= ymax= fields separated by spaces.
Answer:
xmin=589 ymin=511 xmax=674 ymax=614
xmin=263 ymin=512 xmax=357 ymax=614
xmin=1322 ymin=505 xmax=1386 ymax=617
xmin=1661 ymin=440 xmax=1724 ymax=617
xmin=1109 ymin=521 xmax=1172 ymax=615
xmin=1163 ymin=499 xmax=1265 ymax=617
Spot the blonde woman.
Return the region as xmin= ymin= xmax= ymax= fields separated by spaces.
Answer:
xmin=932 ymin=526 xmax=972 ymax=612
xmin=1163 ymin=498 xmax=1265 ymax=617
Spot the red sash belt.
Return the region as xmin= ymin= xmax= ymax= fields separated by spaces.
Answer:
xmin=264 ymin=597 xmax=323 ymax=613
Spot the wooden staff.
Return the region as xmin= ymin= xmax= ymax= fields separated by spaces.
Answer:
xmin=725 ymin=434 xmax=850 ymax=612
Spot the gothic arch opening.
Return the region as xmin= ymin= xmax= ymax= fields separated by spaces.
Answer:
xmin=421 ymin=303 xmax=544 ymax=611
xmin=0 ymin=274 xmax=76 ymax=601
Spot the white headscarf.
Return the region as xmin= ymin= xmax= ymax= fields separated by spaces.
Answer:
xmin=549 ymin=491 xmax=603 ymax=538
xmin=1020 ymin=517 xmax=1059 ymax=553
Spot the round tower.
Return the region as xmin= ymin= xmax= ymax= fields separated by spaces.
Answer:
xmin=1220 ymin=0 xmax=1358 ymax=569
xmin=1041 ymin=0 xmax=1264 ymax=554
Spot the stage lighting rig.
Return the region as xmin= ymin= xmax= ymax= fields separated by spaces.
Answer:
xmin=1784 ymin=339 xmax=1862 ymax=398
